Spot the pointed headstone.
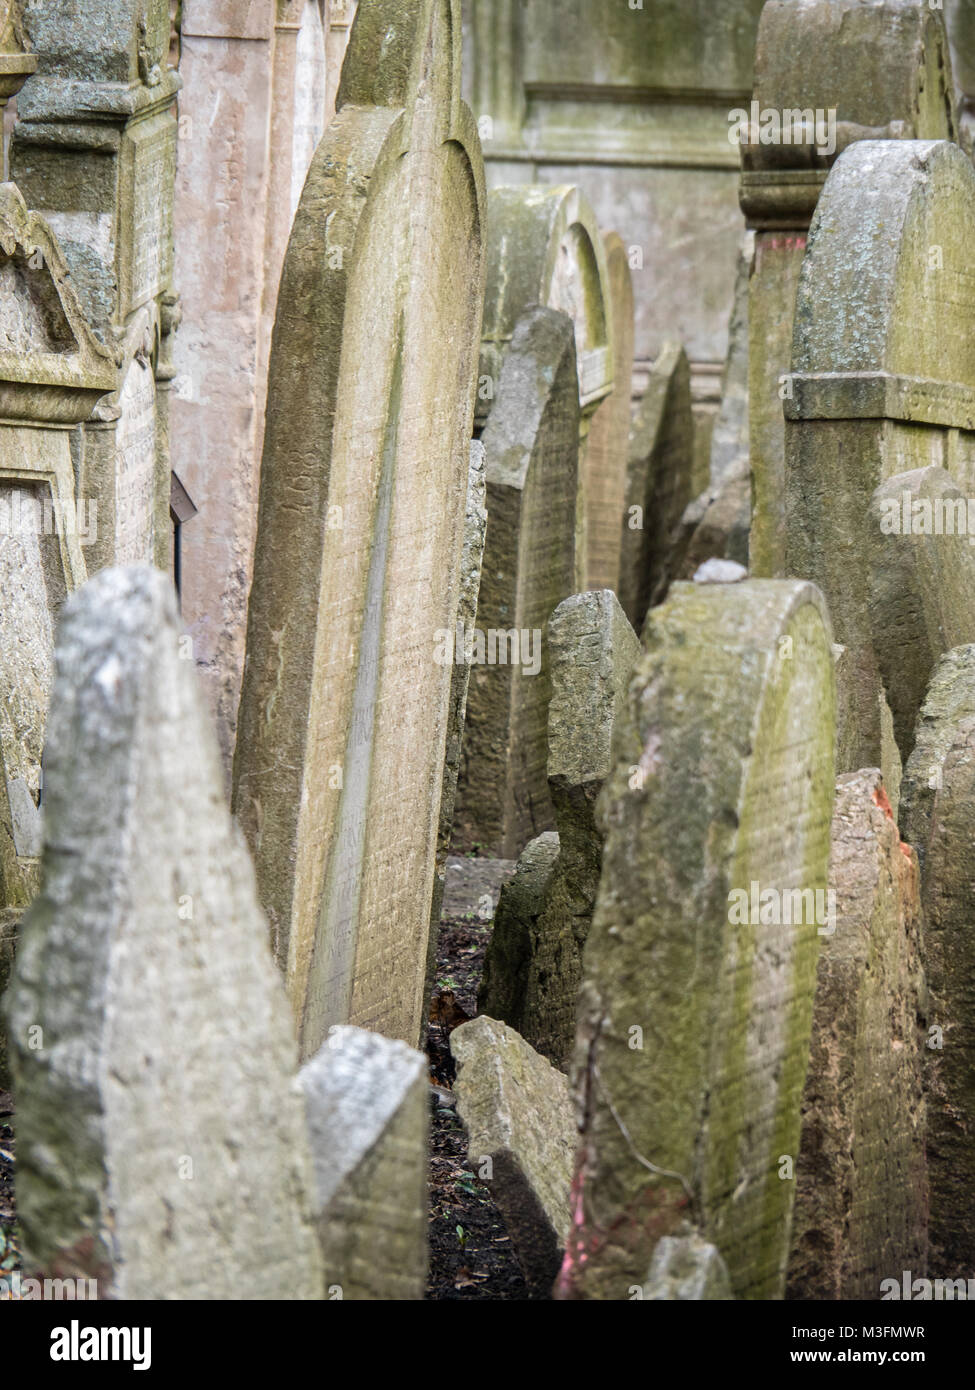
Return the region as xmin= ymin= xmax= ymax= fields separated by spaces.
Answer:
xmin=233 ymin=0 xmax=486 ymax=1055
xmin=4 ymin=566 xmax=324 ymax=1299
xmin=453 ymin=306 xmax=579 ymax=858
xmin=558 ymin=578 xmax=835 ymax=1301
xmin=299 ymin=1025 xmax=428 ymax=1301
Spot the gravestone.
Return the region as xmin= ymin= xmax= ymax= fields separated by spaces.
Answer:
xmin=477 ymin=183 xmax=613 ymax=591
xmin=558 ymin=578 xmax=835 ymax=1301
xmin=786 ymin=139 xmax=975 ymax=772
xmin=788 ymin=770 xmax=927 ymax=1301
xmin=173 ymin=1 xmax=358 ymax=767
xmin=14 ymin=0 xmax=179 ymax=575
xmin=583 ymin=232 xmax=634 ymax=592
xmin=453 ymin=306 xmax=578 ymax=858
xmin=900 ymin=646 xmax=975 ymax=1274
xmin=479 ymin=589 xmax=641 ymax=1069
xmin=4 ymin=566 xmax=324 ymax=1299
xmin=299 ymin=1025 xmax=428 ymax=1301
xmin=451 ymin=1015 xmax=576 ymax=1295
xmin=233 ymin=0 xmax=486 ymax=1057
xmin=741 ymin=0 xmax=957 ymax=578
xmin=869 ymin=467 xmax=975 ymax=765
xmin=0 ymin=185 xmax=116 ymax=912
xmin=426 ymin=440 xmax=488 ymax=1016
xmin=618 ymin=341 xmax=694 ymax=633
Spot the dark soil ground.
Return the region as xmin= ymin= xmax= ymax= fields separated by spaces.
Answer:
xmin=0 ymin=1089 xmax=18 ymax=1293
xmin=425 ymin=911 xmax=531 ymax=1301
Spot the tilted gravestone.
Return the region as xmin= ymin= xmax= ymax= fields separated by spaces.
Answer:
xmin=557 ymin=578 xmax=835 ymax=1301
xmin=232 ymin=0 xmax=486 ymax=1056
xmin=13 ymin=0 xmax=180 ymax=575
xmin=741 ymin=0 xmax=957 ymax=578
xmin=172 ymin=2 xmax=358 ymax=767
xmin=476 ymin=183 xmax=613 ymax=591
xmin=479 ymin=589 xmax=641 ymax=1069
xmin=451 ymin=1014 xmax=576 ymax=1296
xmin=869 ymin=467 xmax=975 ymax=765
xmin=583 ymin=232 xmax=634 ymax=593
xmin=618 ymin=340 xmax=694 ymax=633
xmin=300 ymin=1025 xmax=428 ymax=1300
xmin=0 ymin=184 xmax=116 ymax=912
xmin=900 ymin=646 xmax=975 ymax=1274
xmin=453 ymin=306 xmax=578 ymax=858
xmin=4 ymin=566 xmax=324 ymax=1299
xmin=788 ymin=770 xmax=927 ymax=1301
xmin=786 ymin=138 xmax=975 ymax=773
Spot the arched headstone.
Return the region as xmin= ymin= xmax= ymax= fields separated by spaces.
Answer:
xmin=786 ymin=138 xmax=975 ymax=771
xmin=740 ymin=0 xmax=957 ymax=578
xmin=233 ymin=0 xmax=486 ymax=1055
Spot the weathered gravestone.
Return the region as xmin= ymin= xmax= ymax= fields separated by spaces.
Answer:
xmin=0 ymin=184 xmax=116 ymax=912
xmin=232 ymin=0 xmax=486 ymax=1056
xmin=900 ymin=645 xmax=975 ymax=1274
xmin=300 ymin=1024 xmax=428 ymax=1300
xmin=451 ymin=1014 xmax=576 ymax=1296
xmin=173 ymin=2 xmax=357 ymax=764
xmin=14 ymin=0 xmax=180 ymax=575
xmin=557 ymin=578 xmax=835 ymax=1301
xmin=583 ymin=232 xmax=634 ymax=593
xmin=425 ymin=440 xmax=488 ymax=1017
xmin=869 ymin=467 xmax=975 ymax=765
xmin=476 ymin=183 xmax=613 ymax=591
xmin=4 ymin=566 xmax=324 ymax=1298
xmin=618 ymin=340 xmax=694 ymax=633
xmin=786 ymin=139 xmax=975 ymax=774
xmin=741 ymin=0 xmax=957 ymax=578
xmin=453 ymin=306 xmax=578 ymax=858
xmin=788 ymin=770 xmax=927 ymax=1302
xmin=479 ymin=589 xmax=641 ymax=1070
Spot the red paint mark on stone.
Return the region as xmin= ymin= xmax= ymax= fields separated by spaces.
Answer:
xmin=872 ymin=784 xmax=914 ymax=859
xmin=872 ymin=785 xmax=895 ymax=822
